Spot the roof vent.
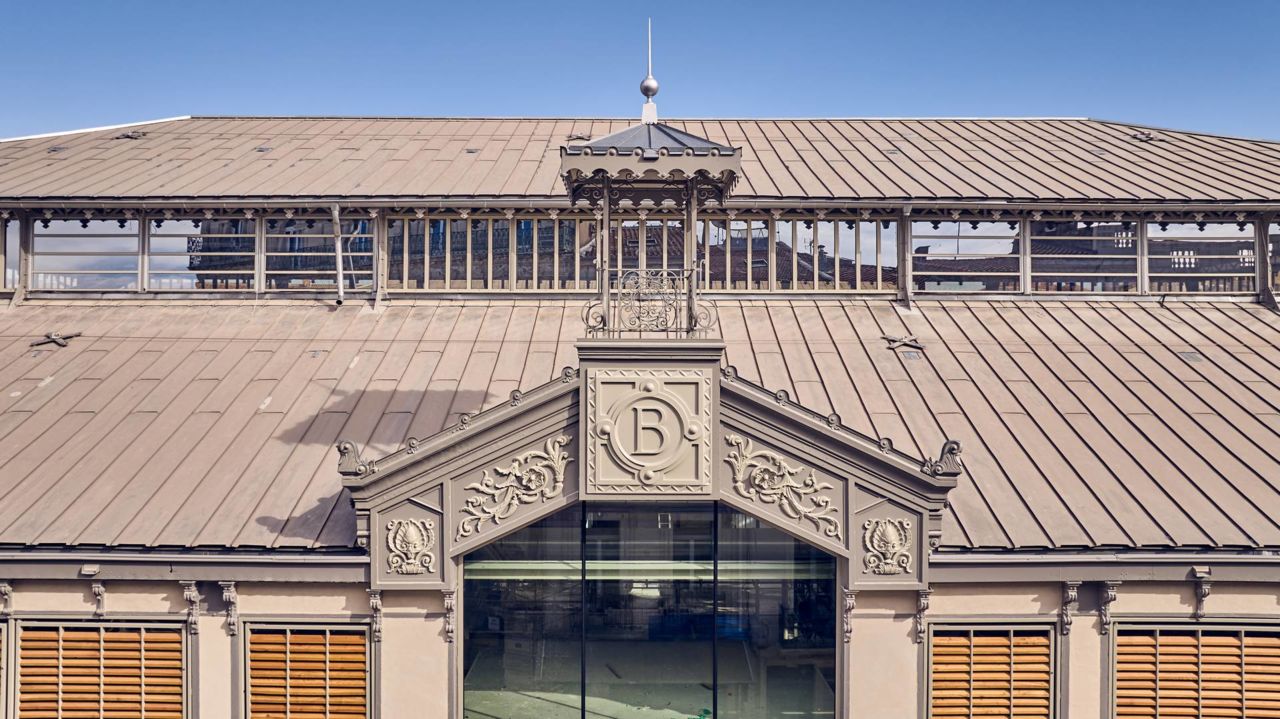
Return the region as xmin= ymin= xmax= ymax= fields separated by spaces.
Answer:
xmin=254 ymin=146 xmax=272 ymax=153
xmin=47 ymin=145 xmax=67 ymax=153
xmin=567 ymin=132 xmax=591 ymax=141
xmin=112 ymin=130 xmax=147 ymax=140
xmin=1131 ymin=130 xmax=1157 ymax=142
xmin=464 ymin=148 xmax=480 ymax=154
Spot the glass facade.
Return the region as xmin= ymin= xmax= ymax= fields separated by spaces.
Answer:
xmin=463 ymin=503 xmax=837 ymax=719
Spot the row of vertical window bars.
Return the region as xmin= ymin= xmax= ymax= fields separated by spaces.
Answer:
xmin=247 ymin=627 xmax=369 ymax=719
xmin=930 ymin=628 xmax=1053 ymax=718
xmin=385 ymin=217 xmax=900 ymax=291
xmin=16 ymin=625 xmax=184 ymax=719
xmin=11 ymin=216 xmax=1279 ymax=295
xmin=1115 ymin=627 xmax=1280 ymax=719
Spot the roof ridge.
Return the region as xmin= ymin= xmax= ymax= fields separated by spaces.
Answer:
xmin=0 ymin=116 xmax=192 ymax=144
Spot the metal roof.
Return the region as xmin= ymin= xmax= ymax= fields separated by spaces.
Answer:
xmin=0 ymin=298 xmax=1278 ymax=551
xmin=565 ymin=122 xmax=736 ymax=156
xmin=2 ymin=116 xmax=1279 ymax=203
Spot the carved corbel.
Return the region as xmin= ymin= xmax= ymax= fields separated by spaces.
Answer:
xmin=914 ymin=588 xmax=932 ymax=644
xmin=1060 ymin=581 xmax=1081 ymax=636
xmin=336 ymin=440 xmax=372 ymax=478
xmin=922 ymin=440 xmax=963 ymax=478
xmin=92 ymin=582 xmax=106 ymax=617
xmin=1099 ymin=581 xmax=1120 ymax=635
xmin=0 ymin=582 xmax=11 ymax=617
xmin=843 ymin=588 xmax=857 ymax=644
xmin=443 ymin=589 xmax=457 ymax=643
xmin=219 ymin=582 xmax=239 ymax=636
xmin=181 ymin=581 xmax=200 ymax=635
xmin=368 ymin=590 xmax=383 ymax=643
xmin=1193 ymin=567 xmax=1212 ymax=620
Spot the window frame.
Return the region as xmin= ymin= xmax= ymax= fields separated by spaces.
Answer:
xmin=925 ymin=621 xmax=1059 ymax=719
xmin=10 ymin=619 xmax=190 ymax=719
xmin=242 ymin=621 xmax=374 ymax=719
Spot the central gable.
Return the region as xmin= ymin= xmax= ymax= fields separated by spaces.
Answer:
xmin=339 ymin=340 xmax=959 ymax=591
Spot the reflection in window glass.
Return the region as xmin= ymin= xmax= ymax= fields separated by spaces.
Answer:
xmin=816 ymin=221 xmax=836 ymax=290
xmin=463 ymin=506 xmax=582 ymax=719
xmin=794 ymin=221 xmax=816 ymax=289
xmin=911 ymin=221 xmax=1020 ymax=292
xmin=387 ymin=219 xmax=406 ymax=289
xmin=462 ymin=503 xmax=836 ymax=719
xmin=538 ymin=219 xmax=556 ymax=288
xmin=428 ymin=219 xmax=447 ymax=289
xmin=1147 ymin=222 xmax=1255 ymax=294
xmin=775 ymin=220 xmax=796 ymax=290
xmin=492 ymin=219 xmax=511 ymax=288
xmin=705 ymin=220 xmax=729 ymax=289
xmin=262 ymin=218 xmax=372 ymax=291
xmin=1030 ymin=220 xmax=1137 ymax=293
xmin=1271 ymin=223 xmax=1280 ymax=293
xmin=514 ymin=219 xmax=535 ymax=287
xmin=31 ymin=219 xmax=140 ymax=290
xmin=148 ymin=218 xmax=256 ymax=291
xmin=577 ymin=220 xmax=598 ymax=290
xmin=558 ymin=219 xmax=577 ymax=288
xmin=450 ymin=219 xmax=469 ymax=289
xmin=3 ymin=218 xmax=16 ymax=288
xmin=471 ymin=219 xmax=490 ymax=290
xmin=729 ymin=220 xmax=750 ymax=290
xmin=718 ymin=506 xmax=836 ymax=719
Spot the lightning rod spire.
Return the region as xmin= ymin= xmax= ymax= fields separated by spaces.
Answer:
xmin=640 ymin=18 xmax=659 ymax=124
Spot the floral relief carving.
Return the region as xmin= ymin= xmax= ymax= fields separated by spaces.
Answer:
xmin=456 ymin=436 xmax=572 ymax=541
xmin=386 ymin=518 xmax=437 ymax=575
xmin=724 ymin=434 xmax=842 ymax=541
xmin=862 ymin=518 xmax=913 ymax=576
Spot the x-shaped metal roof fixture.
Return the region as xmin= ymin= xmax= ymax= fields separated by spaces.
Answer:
xmin=30 ymin=331 xmax=82 ymax=348
xmin=882 ymin=334 xmax=923 ymax=351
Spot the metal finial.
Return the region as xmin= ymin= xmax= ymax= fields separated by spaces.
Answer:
xmin=640 ymin=18 xmax=659 ymax=123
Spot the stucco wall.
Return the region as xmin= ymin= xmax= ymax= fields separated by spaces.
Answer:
xmin=0 ymin=579 xmax=1277 ymax=718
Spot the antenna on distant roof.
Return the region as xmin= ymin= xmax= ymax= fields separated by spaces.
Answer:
xmin=640 ymin=18 xmax=659 ymax=125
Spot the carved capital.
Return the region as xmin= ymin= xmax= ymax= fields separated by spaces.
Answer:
xmin=387 ymin=519 xmax=437 ymax=575
xmin=725 ymin=435 xmax=841 ymax=541
xmin=456 ymin=436 xmax=572 ymax=540
xmin=862 ymin=518 xmax=912 ymax=576
xmin=1060 ymin=581 xmax=1081 ymax=636
xmin=181 ymin=581 xmax=200 ymax=635
xmin=220 ymin=582 xmax=239 ymax=636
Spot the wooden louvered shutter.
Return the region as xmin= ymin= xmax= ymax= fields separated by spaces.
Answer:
xmin=1117 ymin=628 xmax=1280 ymax=718
xmin=17 ymin=625 xmax=185 ymax=719
xmin=930 ymin=628 xmax=1053 ymax=718
xmin=248 ymin=627 xmax=369 ymax=719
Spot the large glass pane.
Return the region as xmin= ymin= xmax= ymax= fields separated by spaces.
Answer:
xmin=463 ymin=506 xmax=582 ymax=719
xmin=706 ymin=220 xmax=729 ymax=289
xmin=3 ymin=219 xmax=16 ymax=288
xmin=471 ymin=219 xmax=490 ymax=289
xmin=730 ymin=220 xmax=750 ymax=290
xmin=428 ymin=219 xmax=447 ymax=289
xmin=815 ymin=221 xmax=836 ymax=290
xmin=558 ymin=219 xmax=577 ymax=288
xmin=515 ymin=219 xmax=535 ymax=288
xmin=538 ymin=219 xmax=556 ymax=288
xmin=1271 ymin=223 xmax=1280 ymax=292
xmin=585 ymin=503 xmax=715 ymax=719
xmin=1147 ymin=222 xmax=1256 ymax=293
xmin=450 ymin=219 xmax=468 ymax=289
xmin=717 ymin=507 xmax=836 ymax=719
xmin=912 ymin=221 xmax=1020 ymax=293
xmin=795 ymin=221 xmax=816 ymax=289
xmin=644 ymin=220 xmax=664 ymax=270
xmin=492 ymin=219 xmax=511 ymax=288
xmin=577 ymin=220 xmax=598 ymax=290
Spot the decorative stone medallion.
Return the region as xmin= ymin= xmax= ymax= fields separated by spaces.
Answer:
xmin=386 ymin=519 xmax=437 ymax=575
xmin=586 ymin=368 xmax=713 ymax=495
xmin=862 ymin=518 xmax=913 ymax=575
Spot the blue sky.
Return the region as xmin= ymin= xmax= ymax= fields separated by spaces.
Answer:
xmin=2 ymin=0 xmax=1277 ymax=139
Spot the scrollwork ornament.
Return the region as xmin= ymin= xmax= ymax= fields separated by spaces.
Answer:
xmin=386 ymin=519 xmax=437 ymax=575
xmin=862 ymin=518 xmax=913 ymax=576
xmin=724 ymin=435 xmax=841 ymax=541
xmin=456 ymin=436 xmax=573 ymax=540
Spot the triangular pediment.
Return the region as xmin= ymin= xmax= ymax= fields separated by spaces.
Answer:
xmin=340 ymin=348 xmax=959 ymax=591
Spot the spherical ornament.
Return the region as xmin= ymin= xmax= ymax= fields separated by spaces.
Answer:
xmin=640 ymin=74 xmax=659 ymax=99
